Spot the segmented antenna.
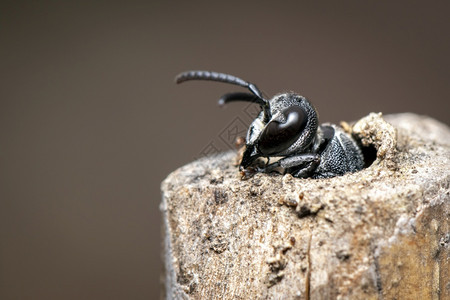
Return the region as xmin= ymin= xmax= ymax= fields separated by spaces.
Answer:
xmin=218 ymin=92 xmax=265 ymax=106
xmin=175 ymin=70 xmax=266 ymax=102
xmin=175 ymin=70 xmax=271 ymax=121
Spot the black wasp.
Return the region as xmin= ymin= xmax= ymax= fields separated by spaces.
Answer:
xmin=176 ymin=70 xmax=364 ymax=179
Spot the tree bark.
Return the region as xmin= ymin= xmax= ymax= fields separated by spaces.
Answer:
xmin=161 ymin=113 xmax=449 ymax=300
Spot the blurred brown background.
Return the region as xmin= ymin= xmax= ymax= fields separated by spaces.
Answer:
xmin=0 ymin=0 xmax=448 ymax=299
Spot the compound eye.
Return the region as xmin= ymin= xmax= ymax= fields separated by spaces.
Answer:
xmin=258 ymin=106 xmax=307 ymax=155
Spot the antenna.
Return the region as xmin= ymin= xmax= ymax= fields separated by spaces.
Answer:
xmin=175 ymin=70 xmax=271 ymax=121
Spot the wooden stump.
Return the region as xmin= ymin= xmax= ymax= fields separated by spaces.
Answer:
xmin=161 ymin=113 xmax=449 ymax=299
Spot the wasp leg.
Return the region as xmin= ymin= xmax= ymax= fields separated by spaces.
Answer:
xmin=262 ymin=154 xmax=321 ymax=178
xmin=312 ymin=172 xmax=340 ymax=179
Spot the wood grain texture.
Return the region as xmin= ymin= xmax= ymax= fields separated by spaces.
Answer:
xmin=161 ymin=113 xmax=449 ymax=300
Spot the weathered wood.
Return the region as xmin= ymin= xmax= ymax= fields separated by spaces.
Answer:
xmin=161 ymin=113 xmax=449 ymax=300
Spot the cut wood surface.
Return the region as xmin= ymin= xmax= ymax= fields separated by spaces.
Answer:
xmin=161 ymin=113 xmax=450 ymax=300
